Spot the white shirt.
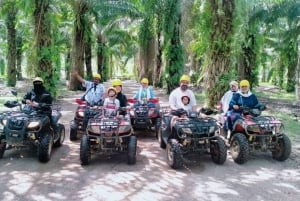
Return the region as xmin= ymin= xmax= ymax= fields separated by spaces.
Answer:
xmin=169 ymin=88 xmax=196 ymax=110
xmin=220 ymin=90 xmax=235 ymax=114
xmin=103 ymin=98 xmax=120 ymax=116
xmin=83 ymin=80 xmax=105 ymax=105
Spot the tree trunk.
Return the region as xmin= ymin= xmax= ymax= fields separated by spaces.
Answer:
xmin=97 ymin=32 xmax=107 ymax=81
xmin=5 ymin=4 xmax=17 ymax=87
xmin=85 ymin=22 xmax=92 ymax=80
xmin=16 ymin=33 xmax=23 ymax=80
xmin=205 ymin=0 xmax=235 ymax=107
xmin=34 ymin=0 xmax=55 ymax=95
xmin=139 ymin=38 xmax=156 ymax=85
xmin=154 ymin=31 xmax=163 ymax=88
xmin=69 ymin=0 xmax=87 ymax=90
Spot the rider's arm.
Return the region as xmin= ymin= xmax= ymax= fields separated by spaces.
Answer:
xmin=73 ymin=71 xmax=85 ymax=85
xmin=149 ymin=87 xmax=155 ymax=99
xmin=169 ymin=90 xmax=178 ymax=110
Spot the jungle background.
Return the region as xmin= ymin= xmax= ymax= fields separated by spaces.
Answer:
xmin=0 ymin=0 xmax=300 ymax=107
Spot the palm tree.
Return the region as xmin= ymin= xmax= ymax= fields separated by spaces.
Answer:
xmin=1 ymin=0 xmax=17 ymax=87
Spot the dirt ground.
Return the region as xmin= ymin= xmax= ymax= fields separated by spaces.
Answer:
xmin=0 ymin=80 xmax=300 ymax=201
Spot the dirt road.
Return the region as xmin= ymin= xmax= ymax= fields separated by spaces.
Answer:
xmin=0 ymin=80 xmax=300 ymax=201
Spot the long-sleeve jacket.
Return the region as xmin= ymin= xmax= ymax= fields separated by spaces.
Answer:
xmin=22 ymin=88 xmax=53 ymax=115
xmin=229 ymin=91 xmax=259 ymax=113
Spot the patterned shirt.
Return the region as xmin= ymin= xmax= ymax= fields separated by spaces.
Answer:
xmin=83 ymin=80 xmax=105 ymax=106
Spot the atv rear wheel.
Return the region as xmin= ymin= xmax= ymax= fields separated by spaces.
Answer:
xmin=54 ymin=124 xmax=65 ymax=147
xmin=38 ymin=134 xmax=53 ymax=163
xmin=70 ymin=121 xmax=78 ymax=141
xmin=210 ymin=136 xmax=227 ymax=164
xmin=272 ymin=134 xmax=291 ymax=161
xmin=0 ymin=140 xmax=6 ymax=159
xmin=157 ymin=128 xmax=166 ymax=149
xmin=166 ymin=139 xmax=183 ymax=169
xmin=127 ymin=135 xmax=137 ymax=165
xmin=230 ymin=133 xmax=249 ymax=164
xmin=80 ymin=135 xmax=91 ymax=165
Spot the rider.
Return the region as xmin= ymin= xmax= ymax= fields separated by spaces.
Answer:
xmin=168 ymin=75 xmax=197 ymax=130
xmin=103 ymin=87 xmax=120 ymax=117
xmin=112 ymin=79 xmax=128 ymax=115
xmin=22 ymin=77 xmax=58 ymax=137
xmin=73 ymin=71 xmax=105 ymax=106
xmin=220 ymin=80 xmax=239 ymax=115
xmin=226 ymin=79 xmax=264 ymax=139
xmin=169 ymin=74 xmax=196 ymax=113
xmin=133 ymin=78 xmax=155 ymax=107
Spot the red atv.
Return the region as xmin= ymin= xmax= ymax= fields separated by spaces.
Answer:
xmin=69 ymin=99 xmax=102 ymax=141
xmin=80 ymin=109 xmax=136 ymax=165
xmin=228 ymin=106 xmax=291 ymax=164
xmin=127 ymin=98 xmax=161 ymax=136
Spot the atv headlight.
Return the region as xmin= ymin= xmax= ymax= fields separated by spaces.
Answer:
xmin=209 ymin=126 xmax=216 ymax=133
xmin=28 ymin=121 xmax=40 ymax=129
xmin=78 ymin=111 xmax=84 ymax=117
xmin=1 ymin=119 xmax=7 ymax=126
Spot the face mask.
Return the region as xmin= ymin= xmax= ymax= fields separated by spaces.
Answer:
xmin=180 ymin=84 xmax=188 ymax=91
xmin=34 ymin=84 xmax=44 ymax=94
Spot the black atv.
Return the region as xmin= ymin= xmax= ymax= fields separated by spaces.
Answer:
xmin=69 ymin=99 xmax=102 ymax=141
xmin=0 ymin=91 xmax=65 ymax=162
xmin=158 ymin=108 xmax=227 ymax=169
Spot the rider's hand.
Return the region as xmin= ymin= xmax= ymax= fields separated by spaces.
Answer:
xmin=32 ymin=101 xmax=39 ymax=107
xmin=233 ymin=105 xmax=239 ymax=110
xmin=25 ymin=100 xmax=32 ymax=105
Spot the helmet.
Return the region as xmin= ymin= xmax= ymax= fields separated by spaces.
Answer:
xmin=93 ymin=73 xmax=101 ymax=79
xmin=180 ymin=74 xmax=190 ymax=82
xmin=240 ymin=80 xmax=250 ymax=87
xmin=112 ymin=79 xmax=122 ymax=86
xmin=229 ymin=81 xmax=238 ymax=87
xmin=33 ymin=77 xmax=43 ymax=84
xmin=141 ymin=78 xmax=149 ymax=84
xmin=107 ymin=87 xmax=117 ymax=95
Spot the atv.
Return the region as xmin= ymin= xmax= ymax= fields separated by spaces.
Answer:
xmin=80 ymin=108 xmax=136 ymax=165
xmin=0 ymin=91 xmax=65 ymax=163
xmin=158 ymin=108 xmax=227 ymax=169
xmin=127 ymin=98 xmax=161 ymax=136
xmin=69 ymin=99 xmax=102 ymax=141
xmin=227 ymin=106 xmax=291 ymax=164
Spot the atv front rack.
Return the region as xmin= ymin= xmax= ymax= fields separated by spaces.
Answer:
xmin=242 ymin=115 xmax=283 ymax=135
xmin=173 ymin=117 xmax=218 ymax=139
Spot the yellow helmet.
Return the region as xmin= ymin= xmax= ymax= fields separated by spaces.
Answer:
xmin=107 ymin=87 xmax=117 ymax=95
xmin=33 ymin=77 xmax=44 ymax=84
xmin=180 ymin=74 xmax=190 ymax=82
xmin=141 ymin=78 xmax=149 ymax=84
xmin=93 ymin=73 xmax=101 ymax=79
xmin=240 ymin=80 xmax=250 ymax=87
xmin=112 ymin=79 xmax=122 ymax=86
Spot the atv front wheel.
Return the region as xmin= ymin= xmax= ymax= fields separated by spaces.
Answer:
xmin=166 ymin=139 xmax=183 ymax=169
xmin=0 ymin=140 xmax=6 ymax=159
xmin=70 ymin=120 xmax=78 ymax=141
xmin=80 ymin=135 xmax=91 ymax=165
xmin=54 ymin=124 xmax=65 ymax=147
xmin=38 ymin=134 xmax=53 ymax=163
xmin=230 ymin=133 xmax=249 ymax=164
xmin=272 ymin=134 xmax=291 ymax=161
xmin=157 ymin=128 xmax=166 ymax=149
xmin=127 ymin=135 xmax=137 ymax=165
xmin=210 ymin=136 xmax=227 ymax=164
